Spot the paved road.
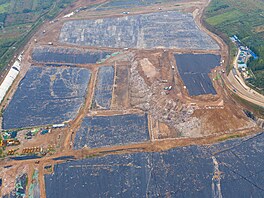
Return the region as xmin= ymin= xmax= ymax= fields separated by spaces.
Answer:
xmin=227 ymin=49 xmax=264 ymax=107
xmin=198 ymin=0 xmax=264 ymax=108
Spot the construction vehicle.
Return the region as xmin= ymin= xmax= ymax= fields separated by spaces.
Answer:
xmin=164 ymin=86 xmax=172 ymax=91
xmin=22 ymin=148 xmax=27 ymax=154
xmin=4 ymin=165 xmax=12 ymax=168
xmin=6 ymin=139 xmax=20 ymax=146
xmin=22 ymin=147 xmax=42 ymax=154
xmin=7 ymin=149 xmax=15 ymax=155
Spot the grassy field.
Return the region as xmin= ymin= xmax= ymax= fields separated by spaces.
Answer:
xmin=204 ymin=0 xmax=264 ymax=93
xmin=0 ymin=0 xmax=75 ymax=72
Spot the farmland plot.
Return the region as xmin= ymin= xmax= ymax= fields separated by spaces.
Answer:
xmin=96 ymin=0 xmax=181 ymax=11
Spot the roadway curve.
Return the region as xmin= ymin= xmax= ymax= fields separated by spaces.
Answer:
xmin=200 ymin=0 xmax=264 ymax=108
xmin=227 ymin=49 xmax=264 ymax=107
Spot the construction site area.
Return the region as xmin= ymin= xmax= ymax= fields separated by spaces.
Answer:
xmin=0 ymin=0 xmax=263 ymax=197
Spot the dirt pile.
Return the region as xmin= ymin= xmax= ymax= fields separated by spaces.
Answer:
xmin=128 ymin=52 xmax=257 ymax=139
xmin=129 ymin=55 xmax=202 ymax=138
xmin=129 ymin=60 xmax=153 ymax=111
xmin=192 ymin=104 xmax=255 ymax=134
xmin=257 ymin=118 xmax=264 ymax=128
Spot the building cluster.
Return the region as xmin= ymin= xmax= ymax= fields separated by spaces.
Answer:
xmin=230 ymin=35 xmax=258 ymax=69
xmin=237 ymin=46 xmax=249 ymax=68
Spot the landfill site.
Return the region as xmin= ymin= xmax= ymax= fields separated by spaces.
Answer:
xmin=0 ymin=0 xmax=263 ymax=197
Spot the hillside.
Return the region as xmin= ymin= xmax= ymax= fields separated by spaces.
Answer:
xmin=204 ymin=0 xmax=264 ymax=93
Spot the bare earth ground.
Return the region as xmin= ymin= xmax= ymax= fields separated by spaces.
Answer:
xmin=0 ymin=0 xmax=262 ymax=197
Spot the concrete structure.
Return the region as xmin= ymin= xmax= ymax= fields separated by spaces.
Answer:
xmin=227 ymin=47 xmax=264 ymax=107
xmin=0 ymin=60 xmax=20 ymax=103
xmin=52 ymin=124 xmax=65 ymax=128
xmin=238 ymin=63 xmax=247 ymax=68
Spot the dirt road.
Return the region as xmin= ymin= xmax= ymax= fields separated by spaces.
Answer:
xmin=0 ymin=0 xmax=263 ymax=197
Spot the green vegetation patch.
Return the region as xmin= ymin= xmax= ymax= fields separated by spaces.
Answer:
xmin=0 ymin=0 xmax=76 ymax=72
xmin=231 ymin=92 xmax=264 ymax=118
xmin=217 ymin=134 xmax=246 ymax=142
xmin=206 ymin=10 xmax=242 ymax=26
xmin=0 ymin=2 xmax=10 ymax=14
xmin=204 ymin=0 xmax=264 ymax=93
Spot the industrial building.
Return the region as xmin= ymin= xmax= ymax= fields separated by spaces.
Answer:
xmin=0 ymin=60 xmax=21 ymax=103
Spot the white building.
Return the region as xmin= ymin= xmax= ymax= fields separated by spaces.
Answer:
xmin=0 ymin=60 xmax=21 ymax=103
